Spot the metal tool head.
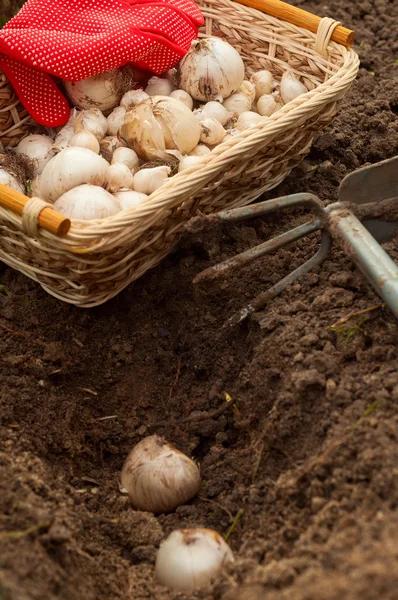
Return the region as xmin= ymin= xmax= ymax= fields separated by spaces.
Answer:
xmin=362 ymin=219 xmax=398 ymax=243
xmin=339 ymin=155 xmax=398 ymax=206
xmin=191 ymin=156 xmax=398 ymax=326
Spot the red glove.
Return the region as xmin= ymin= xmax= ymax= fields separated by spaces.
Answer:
xmin=0 ymin=0 xmax=204 ymax=127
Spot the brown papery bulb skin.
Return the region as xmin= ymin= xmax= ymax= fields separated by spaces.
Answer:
xmin=121 ymin=434 xmax=201 ymax=514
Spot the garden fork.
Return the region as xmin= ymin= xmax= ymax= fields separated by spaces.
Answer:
xmin=191 ymin=156 xmax=398 ymax=324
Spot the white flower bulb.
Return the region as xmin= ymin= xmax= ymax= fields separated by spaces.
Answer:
xmin=250 ymin=69 xmax=275 ymax=99
xmin=75 ymin=108 xmax=108 ymax=141
xmin=257 ymin=94 xmax=277 ymax=116
xmin=280 ymin=71 xmax=308 ymax=104
xmin=239 ymin=80 xmax=256 ymax=104
xmin=120 ymin=96 xmax=200 ymax=161
xmin=236 ymin=111 xmax=263 ymax=130
xmin=132 ymin=165 xmax=170 ymax=195
xmin=106 ymin=163 xmax=134 ymax=193
xmin=53 ymin=185 xmax=120 ymax=220
xmin=106 ymin=106 xmax=126 ymax=136
xmin=99 ymin=136 xmax=126 ymax=162
xmin=63 ymin=67 xmax=134 ymax=113
xmin=178 ymin=36 xmax=245 ymax=102
xmin=120 ymin=434 xmax=201 ymax=513
xmin=178 ymin=155 xmax=204 ymax=172
xmin=155 ymin=528 xmax=234 ymax=591
xmin=111 ymin=147 xmax=139 ymax=171
xmin=15 ymin=134 xmax=54 ymax=176
xmin=145 ymin=76 xmax=175 ymax=97
xmin=113 ymin=189 xmax=148 ymax=210
xmin=188 ymin=144 xmax=212 ymax=157
xmin=69 ymin=129 xmax=100 ymax=153
xmin=223 ymin=92 xmax=251 ymax=115
xmin=120 ymin=89 xmax=149 ymax=109
xmin=38 ymin=147 xmax=110 ymax=202
xmin=199 ymin=118 xmax=226 ymax=146
xmin=169 ymin=89 xmax=194 ymax=110
xmin=198 ymin=102 xmax=234 ymax=126
xmin=0 ymin=169 xmax=24 ymax=194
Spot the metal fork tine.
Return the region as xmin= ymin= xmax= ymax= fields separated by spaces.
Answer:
xmin=194 ymin=219 xmax=322 ymax=284
xmin=224 ymin=230 xmax=332 ymax=327
xmin=187 ymin=193 xmax=325 ymax=234
xmin=216 ymin=193 xmax=325 ymax=221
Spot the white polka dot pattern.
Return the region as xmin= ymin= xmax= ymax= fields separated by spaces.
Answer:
xmin=0 ymin=0 xmax=204 ymax=126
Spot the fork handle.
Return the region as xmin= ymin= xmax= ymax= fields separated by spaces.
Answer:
xmin=0 ymin=184 xmax=70 ymax=236
xmin=237 ymin=0 xmax=355 ymax=47
xmin=331 ymin=209 xmax=398 ymax=320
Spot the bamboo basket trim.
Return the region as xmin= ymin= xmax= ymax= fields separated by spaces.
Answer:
xmin=0 ymin=0 xmax=360 ymax=306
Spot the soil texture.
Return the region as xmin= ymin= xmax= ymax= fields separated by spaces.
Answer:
xmin=1 ymin=0 xmax=398 ymax=598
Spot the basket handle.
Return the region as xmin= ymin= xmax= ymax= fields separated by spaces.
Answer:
xmin=0 ymin=183 xmax=70 ymax=236
xmin=236 ymin=0 xmax=355 ymax=47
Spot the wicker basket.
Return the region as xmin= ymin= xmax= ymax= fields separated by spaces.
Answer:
xmin=0 ymin=0 xmax=359 ymax=307
xmin=0 ymin=71 xmax=35 ymax=148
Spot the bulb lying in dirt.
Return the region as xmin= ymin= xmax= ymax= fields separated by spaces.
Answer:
xmin=155 ymin=528 xmax=234 ymax=591
xmin=120 ymin=434 xmax=201 ymax=513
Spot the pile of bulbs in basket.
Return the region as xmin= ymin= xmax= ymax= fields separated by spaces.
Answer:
xmin=3 ymin=36 xmax=308 ymax=222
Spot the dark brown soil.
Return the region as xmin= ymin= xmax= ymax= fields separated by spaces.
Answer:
xmin=1 ymin=0 xmax=398 ymax=598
